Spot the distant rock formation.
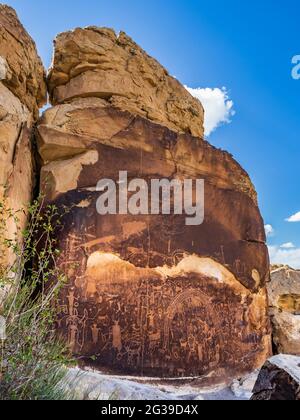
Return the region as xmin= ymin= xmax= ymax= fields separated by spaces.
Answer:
xmin=269 ymin=266 xmax=300 ymax=355
xmin=35 ymin=26 xmax=271 ymax=381
xmin=0 ymin=5 xmax=46 ymax=282
xmin=251 ymin=355 xmax=300 ymax=400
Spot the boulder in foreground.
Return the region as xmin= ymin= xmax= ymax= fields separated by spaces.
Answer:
xmin=251 ymin=355 xmax=300 ymax=400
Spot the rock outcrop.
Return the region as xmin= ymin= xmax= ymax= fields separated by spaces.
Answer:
xmin=59 ymin=367 xmax=245 ymax=400
xmin=251 ymin=355 xmax=300 ymax=400
xmin=35 ymin=27 xmax=271 ymax=382
xmin=0 ymin=5 xmax=46 ymax=279
xmin=47 ymin=27 xmax=204 ymax=139
xmin=268 ymin=266 xmax=300 ymax=355
xmin=0 ymin=5 xmax=46 ymax=118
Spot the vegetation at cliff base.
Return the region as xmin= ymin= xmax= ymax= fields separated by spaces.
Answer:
xmin=0 ymin=198 xmax=72 ymax=400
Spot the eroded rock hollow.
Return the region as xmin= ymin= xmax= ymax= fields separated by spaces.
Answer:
xmin=35 ymin=27 xmax=272 ymax=381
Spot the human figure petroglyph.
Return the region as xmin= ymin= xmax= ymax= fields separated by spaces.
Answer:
xmin=112 ymin=320 xmax=122 ymax=352
xmin=148 ymin=310 xmax=155 ymax=329
xmin=67 ymin=288 xmax=76 ymax=316
xmin=55 ymin=251 xmax=264 ymax=377
xmin=68 ymin=322 xmax=78 ymax=351
xmin=197 ymin=344 xmax=204 ymax=362
xmin=91 ymin=323 xmax=100 ymax=345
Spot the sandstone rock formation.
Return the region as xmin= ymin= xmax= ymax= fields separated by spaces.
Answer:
xmin=0 ymin=5 xmax=46 ymax=279
xmin=35 ymin=27 xmax=271 ymax=382
xmin=47 ymin=27 xmax=204 ymax=139
xmin=268 ymin=266 xmax=300 ymax=355
xmin=0 ymin=5 xmax=46 ymax=119
xmin=251 ymin=355 xmax=300 ymax=400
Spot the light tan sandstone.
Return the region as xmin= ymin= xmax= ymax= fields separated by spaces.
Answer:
xmin=0 ymin=5 xmax=46 ymax=292
xmin=0 ymin=5 xmax=46 ymax=118
xmin=269 ymin=266 xmax=300 ymax=355
xmin=47 ymin=27 xmax=204 ymax=138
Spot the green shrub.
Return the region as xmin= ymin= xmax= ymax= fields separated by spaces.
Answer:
xmin=0 ymin=197 xmax=73 ymax=400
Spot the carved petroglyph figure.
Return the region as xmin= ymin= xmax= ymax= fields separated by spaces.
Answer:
xmin=91 ymin=323 xmax=100 ymax=345
xmin=112 ymin=321 xmax=122 ymax=352
xmin=67 ymin=288 xmax=76 ymax=316
xmin=68 ymin=322 xmax=78 ymax=351
xmin=54 ymin=249 xmax=270 ymax=378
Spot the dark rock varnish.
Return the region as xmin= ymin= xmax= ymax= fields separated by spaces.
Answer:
xmin=251 ymin=355 xmax=300 ymax=400
xmin=35 ymin=27 xmax=272 ymax=382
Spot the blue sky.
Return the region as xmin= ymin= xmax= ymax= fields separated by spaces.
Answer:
xmin=5 ymin=0 xmax=300 ymax=266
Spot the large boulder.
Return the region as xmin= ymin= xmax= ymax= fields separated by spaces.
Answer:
xmin=37 ymin=27 xmax=271 ymax=382
xmin=0 ymin=5 xmax=46 ymax=291
xmin=251 ymin=355 xmax=300 ymax=400
xmin=268 ymin=266 xmax=300 ymax=354
xmin=47 ymin=27 xmax=204 ymax=139
xmin=59 ymin=367 xmax=245 ymax=400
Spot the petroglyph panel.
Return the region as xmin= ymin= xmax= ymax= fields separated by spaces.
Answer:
xmin=38 ymin=39 xmax=271 ymax=379
xmin=57 ymin=254 xmax=264 ymax=377
xmin=50 ymin=188 xmax=271 ymax=380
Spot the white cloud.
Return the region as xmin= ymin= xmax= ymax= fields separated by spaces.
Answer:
xmin=268 ymin=245 xmax=300 ymax=269
xmin=280 ymin=242 xmax=295 ymax=249
xmin=186 ymin=86 xmax=235 ymax=137
xmin=285 ymin=211 xmax=300 ymax=222
xmin=264 ymin=224 xmax=275 ymax=237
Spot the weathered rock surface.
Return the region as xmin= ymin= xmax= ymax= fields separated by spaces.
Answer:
xmin=268 ymin=266 xmax=300 ymax=355
xmin=230 ymin=370 xmax=259 ymax=400
xmin=37 ymin=27 xmax=271 ymax=382
xmin=47 ymin=27 xmax=204 ymax=138
xmin=59 ymin=367 xmax=244 ymax=400
xmin=0 ymin=5 xmax=46 ymax=286
xmin=0 ymin=5 xmax=46 ymax=118
xmin=251 ymin=355 xmax=300 ymax=400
